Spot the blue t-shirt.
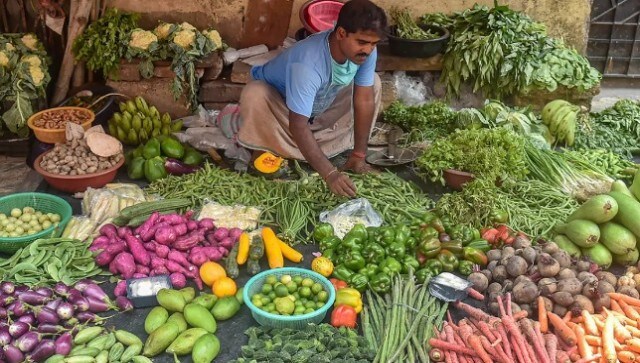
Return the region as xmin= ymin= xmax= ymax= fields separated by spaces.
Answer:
xmin=251 ymin=31 xmax=377 ymax=118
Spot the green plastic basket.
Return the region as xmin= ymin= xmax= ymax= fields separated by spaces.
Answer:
xmin=243 ymin=267 xmax=336 ymax=329
xmin=0 ymin=193 xmax=72 ymax=254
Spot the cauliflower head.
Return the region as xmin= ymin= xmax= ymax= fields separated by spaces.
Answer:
xmin=20 ymin=34 xmax=39 ymax=50
xmin=129 ymin=29 xmax=158 ymax=51
xmin=29 ymin=66 xmax=44 ymax=86
xmin=154 ymin=22 xmax=174 ymax=40
xmin=4 ymin=43 xmax=15 ymax=52
xmin=203 ymin=29 xmax=223 ymax=49
xmin=0 ymin=52 xmax=8 ymax=67
xmin=21 ymin=55 xmax=41 ymax=67
xmin=180 ymin=22 xmax=196 ymax=31
xmin=173 ymin=29 xmax=196 ymax=49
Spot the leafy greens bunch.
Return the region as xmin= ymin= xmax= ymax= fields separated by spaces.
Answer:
xmin=0 ymin=33 xmax=51 ymax=137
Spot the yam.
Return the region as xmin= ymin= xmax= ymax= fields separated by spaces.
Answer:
xmin=86 ymin=132 xmax=123 ymax=157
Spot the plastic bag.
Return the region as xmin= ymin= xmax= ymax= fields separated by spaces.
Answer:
xmin=393 ymin=71 xmax=428 ymax=106
xmin=179 ymin=105 xmax=218 ymax=128
xmin=198 ymin=200 xmax=262 ymax=230
xmin=429 ymin=272 xmax=473 ymax=302
xmin=319 ymin=198 xmax=383 ymax=238
xmin=173 ymin=126 xmax=235 ymax=152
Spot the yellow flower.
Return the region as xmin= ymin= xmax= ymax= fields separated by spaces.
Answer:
xmin=0 ymin=52 xmax=8 ymax=67
xmin=129 ymin=29 xmax=158 ymax=51
xmin=21 ymin=55 xmax=41 ymax=67
xmin=173 ymin=29 xmax=196 ymax=49
xmin=21 ymin=34 xmax=39 ymax=50
xmin=203 ymin=30 xmax=223 ymax=49
xmin=180 ymin=22 xmax=196 ymax=31
xmin=29 ymin=66 xmax=44 ymax=86
xmin=154 ymin=22 xmax=174 ymax=40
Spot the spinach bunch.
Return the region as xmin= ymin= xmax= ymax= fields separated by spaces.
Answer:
xmin=229 ymin=324 xmax=375 ymax=363
xmin=381 ymin=101 xmax=457 ymax=142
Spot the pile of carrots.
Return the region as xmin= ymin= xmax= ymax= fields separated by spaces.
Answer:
xmin=429 ymin=293 xmax=599 ymax=363
xmin=539 ymin=292 xmax=640 ymax=363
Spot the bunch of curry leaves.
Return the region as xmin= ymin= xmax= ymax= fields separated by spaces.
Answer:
xmin=72 ymin=8 xmax=140 ymax=79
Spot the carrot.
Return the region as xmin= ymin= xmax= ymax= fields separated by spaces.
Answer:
xmin=572 ymin=316 xmax=585 ymax=324
xmin=563 ymin=311 xmax=573 ymax=323
xmin=454 ymin=301 xmax=494 ymax=322
xmin=466 ymin=287 xmax=484 ymax=301
xmin=628 ymin=338 xmax=640 ymax=353
xmin=539 ymin=296 xmax=549 ymax=333
xmin=523 ymin=338 xmax=538 ymax=363
xmin=513 ymin=310 xmax=528 ymax=320
xmin=618 ymin=351 xmax=639 ymax=363
xmin=544 ymin=334 xmax=557 ymax=363
xmin=585 ymin=335 xmax=601 ymax=347
xmin=428 ymin=338 xmax=478 ymax=356
xmin=611 ymin=299 xmax=625 ymax=314
xmin=620 ymin=299 xmax=640 ymax=320
xmin=444 ymin=323 xmax=460 ymax=363
xmin=574 ymin=354 xmax=603 ymax=363
xmin=430 ymin=348 xmax=445 ymax=362
xmin=473 ymin=319 xmax=497 ymax=341
xmin=520 ymin=319 xmax=550 ymax=363
xmin=495 ymin=322 xmax=513 ymax=361
xmin=613 ymin=316 xmax=634 ymax=343
xmin=574 ymin=324 xmax=593 ymax=359
xmin=582 ymin=310 xmax=599 ymax=336
xmin=511 ymin=335 xmax=527 ymax=363
xmin=497 ymin=297 xmax=531 ymax=363
xmin=547 ymin=311 xmax=577 ymax=345
xmin=594 ymin=318 xmax=605 ymax=331
xmin=628 ymin=325 xmax=640 ymax=338
xmin=602 ymin=315 xmax=618 ymax=363
xmin=478 ymin=335 xmax=502 ymax=362
xmin=556 ymin=350 xmax=571 ymax=363
xmin=610 ymin=293 xmax=640 ymax=308
xmin=467 ymin=335 xmax=493 ymax=363
xmin=452 ymin=330 xmax=470 ymax=363
xmin=570 ymin=352 xmax=582 ymax=362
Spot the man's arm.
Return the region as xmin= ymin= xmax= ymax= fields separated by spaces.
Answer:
xmin=289 ymin=112 xmax=356 ymax=197
xmin=352 ymin=84 xmax=375 ymax=155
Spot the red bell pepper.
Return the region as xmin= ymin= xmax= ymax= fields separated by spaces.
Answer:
xmin=329 ymin=278 xmax=348 ymax=292
xmin=331 ymin=305 xmax=357 ymax=329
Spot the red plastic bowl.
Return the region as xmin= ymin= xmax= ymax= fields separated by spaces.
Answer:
xmin=301 ymin=0 xmax=344 ymax=33
xmin=34 ymin=151 xmax=124 ymax=193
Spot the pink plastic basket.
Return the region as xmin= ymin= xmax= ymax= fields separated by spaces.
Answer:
xmin=303 ymin=1 xmax=344 ymax=33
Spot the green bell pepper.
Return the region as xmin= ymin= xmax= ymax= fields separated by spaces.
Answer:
xmin=378 ymin=226 xmax=396 ymax=246
xmin=437 ymin=250 xmax=459 ymax=272
xmin=429 ymin=217 xmax=445 ymax=234
xmin=490 ymin=209 xmax=509 ymax=224
xmin=322 ymin=248 xmax=336 ymax=262
xmin=362 ymin=243 xmax=385 ymax=263
xmin=463 ymin=247 xmax=489 ymax=266
xmin=366 ymin=226 xmax=379 ymax=241
xmin=370 ymin=273 xmax=391 ymax=293
xmin=415 ymin=268 xmax=434 ymax=284
xmin=132 ymin=144 xmax=144 ymax=159
xmin=424 ymin=259 xmax=443 ymax=275
xmin=386 ymin=242 xmax=406 ymax=259
xmin=362 ymin=264 xmax=379 ymax=278
xmin=342 ymin=234 xmax=363 ymax=251
xmin=333 ymin=265 xmax=354 ymax=282
xmin=380 ymin=257 xmax=402 ymax=275
xmin=127 ymin=156 xmax=146 ymax=180
xmin=160 ymin=137 xmax=185 ymax=159
xmin=344 ymin=251 xmax=366 ymax=271
xmin=182 ymin=147 xmax=204 ymax=166
xmin=458 ymin=260 xmax=474 ymax=276
xmin=440 ymin=215 xmax=454 ymax=232
xmin=348 ymin=273 xmax=369 ymax=292
xmin=319 ymin=236 xmax=341 ymax=251
xmin=347 ymin=224 xmax=368 ymax=240
xmin=313 ymin=223 xmax=335 ymax=242
xmin=142 ymin=138 xmax=161 ymax=159
xmin=418 ymin=237 xmax=441 ymax=259
xmin=419 ymin=226 xmax=439 ymax=241
xmin=441 ymin=240 xmax=463 ymax=258
xmin=402 ymin=255 xmax=420 ymax=274
xmin=394 ymin=225 xmax=411 ymax=244
xmin=144 ymin=156 xmax=167 ymax=182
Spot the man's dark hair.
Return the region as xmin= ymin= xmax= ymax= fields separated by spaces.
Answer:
xmin=335 ymin=0 xmax=388 ymax=35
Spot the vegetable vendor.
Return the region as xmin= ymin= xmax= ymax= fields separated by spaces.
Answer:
xmin=236 ymin=0 xmax=386 ymax=197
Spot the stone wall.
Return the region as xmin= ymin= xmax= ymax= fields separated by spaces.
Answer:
xmin=108 ymin=0 xmax=591 ymax=53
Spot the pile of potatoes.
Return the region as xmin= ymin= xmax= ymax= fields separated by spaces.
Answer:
xmin=40 ymin=138 xmax=123 ymax=176
xmin=467 ymin=236 xmax=632 ymax=318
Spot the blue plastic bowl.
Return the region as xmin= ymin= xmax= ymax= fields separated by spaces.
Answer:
xmin=243 ymin=267 xmax=336 ymax=329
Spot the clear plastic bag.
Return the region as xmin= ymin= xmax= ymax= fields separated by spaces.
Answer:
xmin=393 ymin=71 xmax=428 ymax=106
xmin=429 ymin=272 xmax=473 ymax=302
xmin=179 ymin=105 xmax=218 ymax=128
xmin=319 ymin=198 xmax=383 ymax=238
xmin=198 ymin=200 xmax=262 ymax=231
xmin=173 ymin=126 xmax=235 ymax=152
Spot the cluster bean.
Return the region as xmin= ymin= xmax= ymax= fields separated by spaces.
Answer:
xmin=33 ymin=108 xmax=91 ymax=129
xmin=40 ymin=138 xmax=123 ymax=176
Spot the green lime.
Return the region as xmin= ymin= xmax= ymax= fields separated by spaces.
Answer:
xmin=268 ymin=292 xmax=277 ymax=300
xmin=299 ymin=298 xmax=308 ymax=305
xmin=265 ymin=303 xmax=276 ymax=313
xmin=311 ymin=283 xmax=324 ymax=295
xmin=294 ymin=306 xmax=306 ymax=315
xmin=252 ymin=297 xmax=263 ymax=307
xmin=275 ymin=297 xmax=295 ymax=315
xmin=295 ymin=300 xmax=303 ymax=307
xmin=286 ymin=282 xmax=298 ymax=293
xmin=292 ymin=292 xmax=300 ymax=300
xmin=299 ymin=286 xmax=312 ymax=298
xmin=316 ymin=301 xmax=325 ymax=309
xmin=261 ymin=297 xmax=271 ymax=306
xmin=304 ymin=308 xmax=315 ymax=314
xmin=293 ymin=275 xmax=303 ymax=284
xmin=280 ymin=274 xmax=292 ymax=284
xmin=261 ymin=284 xmax=273 ymax=294
xmin=265 ymin=275 xmax=278 ymax=285
xmin=305 ymin=301 xmax=316 ymax=309
xmin=301 ymin=278 xmax=314 ymax=288
xmin=286 ymin=295 xmax=296 ymax=302
xmin=274 ymin=284 xmax=289 ymax=298
xmin=316 ymin=291 xmax=329 ymax=303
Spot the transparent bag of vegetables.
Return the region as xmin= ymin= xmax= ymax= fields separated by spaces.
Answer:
xmin=319 ymin=198 xmax=383 ymax=239
xmin=198 ymin=200 xmax=261 ymax=231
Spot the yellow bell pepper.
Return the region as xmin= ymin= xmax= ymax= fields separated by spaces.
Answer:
xmin=334 ymin=287 xmax=362 ymax=313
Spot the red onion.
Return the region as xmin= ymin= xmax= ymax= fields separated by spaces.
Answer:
xmin=27 ymin=338 xmax=55 ymax=362
xmin=8 ymin=321 xmax=29 ymax=338
xmin=0 ymin=282 xmax=15 ymax=295
xmin=15 ymin=331 xmax=40 ymax=352
xmin=54 ymin=332 xmax=72 ymax=355
xmin=3 ymin=345 xmax=24 ymax=363
xmin=56 ymin=302 xmax=75 ymax=320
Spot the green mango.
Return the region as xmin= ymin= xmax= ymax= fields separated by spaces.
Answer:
xmin=191 ymin=334 xmax=220 ymax=363
xmin=127 ymin=156 xmax=146 ymax=180
xmin=143 ymin=138 xmax=161 ymax=159
xmin=156 ymin=289 xmax=185 ymax=313
xmin=166 ymin=328 xmax=208 ymax=355
xmin=144 ymin=156 xmax=167 ymax=182
xmin=161 ymin=138 xmax=185 ymax=159
xmin=149 ymin=106 xmax=160 ymax=119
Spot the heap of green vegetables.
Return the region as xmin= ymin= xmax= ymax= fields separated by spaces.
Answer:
xmin=424 ymin=3 xmax=600 ymax=99
xmin=0 ymin=33 xmax=50 ymax=137
xmin=381 ymin=101 xmax=457 ymax=142
xmin=391 ymin=7 xmax=440 ymax=40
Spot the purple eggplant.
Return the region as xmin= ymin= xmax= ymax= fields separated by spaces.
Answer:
xmin=55 ymin=302 xmax=74 ymax=320
xmin=115 ymin=296 xmax=133 ymax=312
xmin=34 ymin=307 xmax=59 ymax=325
xmin=37 ymin=324 xmax=66 ymax=334
xmin=11 ymin=300 xmax=28 ymax=317
xmin=45 ymin=298 xmax=62 ymax=311
xmin=17 ymin=313 xmax=35 ymax=325
xmin=68 ymin=294 xmax=89 ymax=312
xmin=15 ymin=331 xmax=40 ymax=353
xmin=76 ymin=311 xmax=101 ymax=323
xmin=165 ymin=158 xmax=201 ymax=176
xmin=0 ymin=327 xmax=11 ymax=346
xmin=82 ymin=284 xmax=112 ymax=304
xmin=35 ymin=287 xmax=53 ymax=298
xmin=27 ymin=339 xmax=55 ymax=362
xmin=86 ymin=296 xmax=110 ymax=313
xmin=3 ymin=345 xmax=24 ymax=363
xmin=0 ymin=307 xmax=6 ymax=319
xmin=0 ymin=282 xmax=14 ymax=295
xmin=53 ymin=283 xmax=70 ymax=297
xmin=14 ymin=286 xmax=28 ymax=294
xmin=62 ymin=318 xmax=79 ymax=330
xmin=8 ymin=321 xmax=29 ymax=338
xmin=0 ymin=294 xmax=15 ymax=307
xmin=72 ymin=280 xmax=93 ymax=292
xmin=18 ymin=291 xmax=50 ymax=305
xmin=54 ymin=332 xmax=72 ymax=355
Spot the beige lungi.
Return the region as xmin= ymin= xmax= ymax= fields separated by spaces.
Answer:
xmin=237 ymin=74 xmax=382 ymax=160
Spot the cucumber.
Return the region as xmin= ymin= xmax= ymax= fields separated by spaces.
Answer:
xmin=630 ymin=170 xmax=640 ymax=200
xmin=581 ymin=243 xmax=612 ymax=268
xmin=599 ymin=222 xmax=636 ymax=255
xmin=119 ymin=198 xmax=191 ymax=219
xmin=613 ymin=248 xmax=640 ymax=266
xmin=553 ymin=235 xmax=581 ymax=259
xmin=225 ymin=244 xmax=240 ymax=279
xmin=609 ymin=191 xmax=640 ymax=239
xmin=567 ymin=194 xmax=618 ymax=223
xmin=555 ymin=219 xmax=600 ymax=248
xmin=611 ymin=180 xmax=635 ymax=199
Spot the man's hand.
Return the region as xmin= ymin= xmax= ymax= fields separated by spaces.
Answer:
xmin=340 ymin=156 xmax=378 ymax=174
xmin=325 ymin=170 xmax=357 ymax=197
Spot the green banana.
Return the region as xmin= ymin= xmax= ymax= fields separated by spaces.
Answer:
xmin=542 ymin=99 xmax=571 ymax=125
xmin=549 ymin=105 xmax=574 ymax=134
xmin=135 ymin=96 xmax=149 ymax=114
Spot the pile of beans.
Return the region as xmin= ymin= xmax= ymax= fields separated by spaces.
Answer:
xmin=40 ymin=138 xmax=123 ymax=176
xmin=32 ymin=108 xmax=92 ymax=129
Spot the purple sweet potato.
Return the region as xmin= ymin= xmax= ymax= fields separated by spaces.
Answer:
xmin=95 ymin=251 xmax=115 ymax=267
xmin=198 ymin=218 xmax=215 ymax=230
xmin=173 ymin=223 xmax=188 ymax=237
xmin=168 ymin=250 xmax=191 ymax=268
xmin=189 ymin=248 xmax=208 ymax=266
xmin=135 ymin=265 xmax=150 ymax=275
xmin=150 ymin=258 xmax=166 ymax=270
xmin=143 ymin=242 xmax=156 ymax=252
xmin=158 ymin=213 xmax=185 ymax=225
xmin=113 ymin=281 xmax=127 ymax=297
xmin=90 ymin=236 xmax=110 ymax=250
xmin=154 ymin=244 xmax=170 ymax=259
xmin=112 ymin=252 xmax=136 ymax=279
xmin=166 ymin=260 xmax=186 ymax=274
xmin=154 ymin=227 xmax=177 ymax=246
xmin=135 ymin=212 xmax=159 ymax=238
xmin=150 ymin=266 xmax=169 ymax=276
xmin=140 ymin=222 xmax=170 ymax=242
xmin=124 ymin=235 xmax=151 ymax=267
xmin=132 ymin=273 xmax=148 ymax=279
xmin=218 ymin=237 xmax=235 ymax=249
xmin=99 ymin=224 xmax=118 ymax=239
xmin=186 ymin=220 xmax=198 ymax=232
xmin=117 ymin=226 xmax=131 ymax=239
xmin=169 ymin=273 xmax=186 ymax=289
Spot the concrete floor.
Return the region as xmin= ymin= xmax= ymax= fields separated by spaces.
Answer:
xmin=1 ymin=80 xmax=638 ymax=196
